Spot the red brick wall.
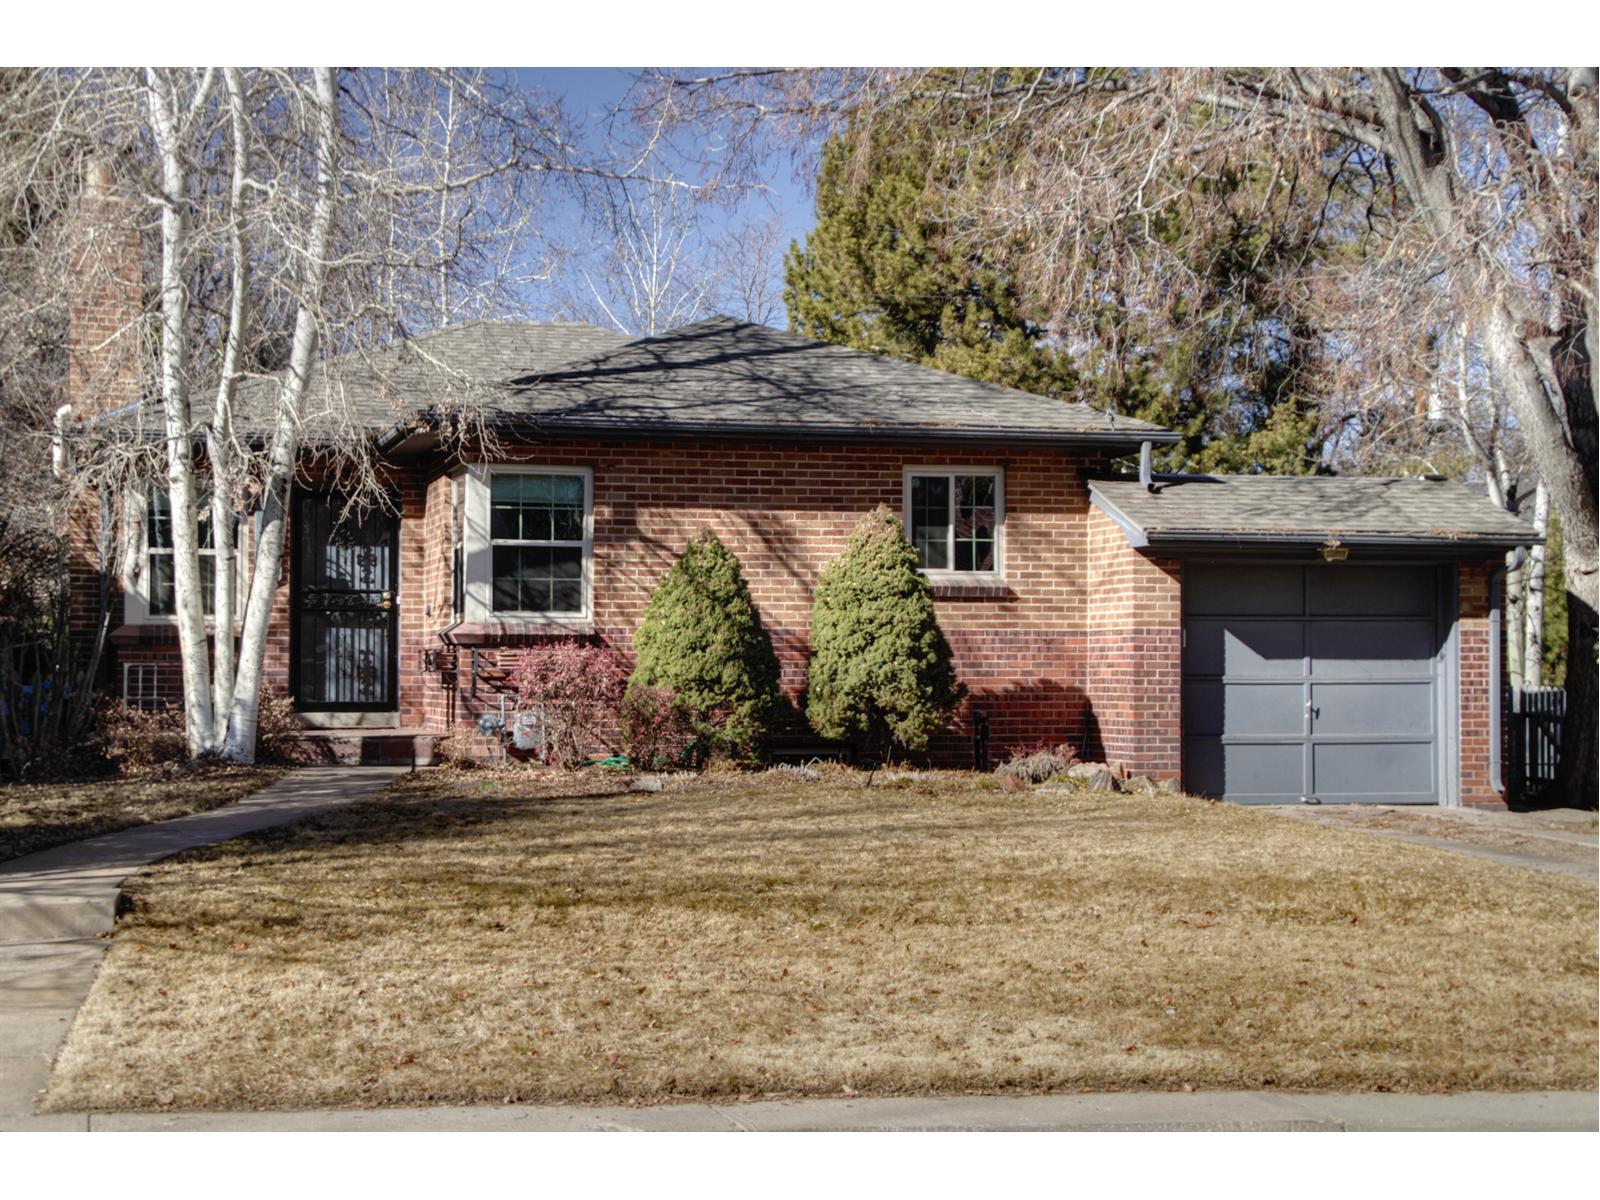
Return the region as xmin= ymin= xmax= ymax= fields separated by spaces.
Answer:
xmin=67 ymin=175 xmax=145 ymax=422
xmin=1082 ymin=506 xmax=1183 ymax=779
xmin=65 ymin=171 xmax=145 ymax=661
xmin=1458 ymin=559 xmax=1503 ymax=808
xmin=404 ymin=438 xmax=1107 ymax=764
xmin=80 ymin=442 xmax=1513 ymax=802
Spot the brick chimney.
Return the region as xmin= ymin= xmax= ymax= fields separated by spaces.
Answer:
xmin=66 ymin=159 xmax=144 ymax=419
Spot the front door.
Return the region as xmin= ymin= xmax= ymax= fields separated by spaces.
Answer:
xmin=291 ymin=492 xmax=399 ymax=712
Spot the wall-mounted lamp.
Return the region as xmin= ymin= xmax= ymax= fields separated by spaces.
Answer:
xmin=1320 ymin=537 xmax=1349 ymax=562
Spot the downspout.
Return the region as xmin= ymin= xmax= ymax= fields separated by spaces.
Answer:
xmin=1489 ymin=547 xmax=1528 ymax=799
xmin=1138 ymin=440 xmax=1155 ymax=490
xmin=1489 ymin=564 xmax=1504 ymax=796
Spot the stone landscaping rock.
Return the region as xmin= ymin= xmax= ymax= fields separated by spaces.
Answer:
xmin=1066 ymin=762 xmax=1121 ymax=792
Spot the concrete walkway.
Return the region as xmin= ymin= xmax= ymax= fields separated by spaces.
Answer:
xmin=11 ymin=1089 xmax=1598 ymax=1132
xmin=0 ymin=766 xmax=406 ymax=1128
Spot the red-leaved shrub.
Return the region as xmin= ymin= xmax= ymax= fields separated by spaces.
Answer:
xmin=621 ymin=685 xmax=697 ymax=770
xmin=505 ymin=640 xmax=628 ymax=768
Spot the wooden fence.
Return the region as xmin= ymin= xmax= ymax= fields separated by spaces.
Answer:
xmin=1506 ymin=687 xmax=1566 ymax=800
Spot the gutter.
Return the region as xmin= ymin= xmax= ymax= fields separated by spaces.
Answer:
xmin=1132 ymin=529 xmax=1543 ymax=553
xmin=376 ymin=414 xmax=1182 ymax=455
xmin=1087 ymin=489 xmax=1542 ymax=555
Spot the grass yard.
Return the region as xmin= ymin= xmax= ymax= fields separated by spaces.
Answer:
xmin=43 ymin=768 xmax=1598 ymax=1112
xmin=0 ymin=767 xmax=284 ymax=863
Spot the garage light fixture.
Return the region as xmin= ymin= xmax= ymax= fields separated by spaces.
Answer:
xmin=1320 ymin=537 xmax=1349 ymax=562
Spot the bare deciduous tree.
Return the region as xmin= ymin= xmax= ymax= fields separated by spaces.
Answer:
xmin=559 ymin=178 xmax=715 ymax=336
xmin=635 ymin=65 xmax=1599 ymax=803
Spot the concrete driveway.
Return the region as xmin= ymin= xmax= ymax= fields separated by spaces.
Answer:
xmin=1262 ymin=804 xmax=1598 ymax=881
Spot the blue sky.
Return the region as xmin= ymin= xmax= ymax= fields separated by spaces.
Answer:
xmin=513 ymin=69 xmax=820 ymax=325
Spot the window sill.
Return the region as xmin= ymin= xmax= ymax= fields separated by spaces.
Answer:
xmin=441 ymin=618 xmax=595 ymax=645
xmin=924 ymin=579 xmax=1013 ymax=600
xmin=111 ymin=622 xmax=241 ymax=644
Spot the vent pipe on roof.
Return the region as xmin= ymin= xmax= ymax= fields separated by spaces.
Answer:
xmin=1139 ymin=440 xmax=1154 ymax=491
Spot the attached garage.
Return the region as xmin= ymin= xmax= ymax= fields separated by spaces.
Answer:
xmin=1087 ymin=473 xmax=1543 ymax=807
xmin=1181 ymin=563 xmax=1450 ymax=805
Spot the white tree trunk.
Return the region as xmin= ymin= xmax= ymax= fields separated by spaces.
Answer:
xmin=207 ymin=69 xmax=249 ymax=746
xmin=1506 ymin=553 xmax=1527 ymax=693
xmin=1524 ymin=482 xmax=1550 ymax=690
xmin=223 ymin=67 xmax=341 ymax=763
xmin=146 ymin=69 xmax=218 ymax=757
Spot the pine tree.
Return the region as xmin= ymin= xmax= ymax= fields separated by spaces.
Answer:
xmin=784 ymin=120 xmax=1076 ymax=398
xmin=628 ymin=531 xmax=782 ymax=760
xmin=786 ymin=85 xmax=1328 ymax=475
xmin=807 ymin=506 xmax=963 ymax=759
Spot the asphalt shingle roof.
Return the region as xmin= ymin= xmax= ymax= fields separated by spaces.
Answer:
xmin=488 ymin=317 xmax=1175 ymax=443
xmin=227 ymin=319 xmax=630 ymax=433
xmin=142 ymin=315 xmax=1173 ymax=447
xmin=1089 ymin=474 xmax=1540 ymax=549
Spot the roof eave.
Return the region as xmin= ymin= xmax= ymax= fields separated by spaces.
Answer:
xmin=482 ymin=414 xmax=1180 ymax=447
xmin=1139 ymin=531 xmax=1536 ymax=560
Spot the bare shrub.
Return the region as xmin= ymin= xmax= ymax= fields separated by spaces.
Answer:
xmin=252 ymin=693 xmax=300 ymax=764
xmin=505 ymin=640 xmax=629 ymax=769
xmin=620 ymin=685 xmax=697 ymax=771
xmin=432 ymin=729 xmax=481 ymax=770
xmin=98 ymin=701 xmax=187 ymax=778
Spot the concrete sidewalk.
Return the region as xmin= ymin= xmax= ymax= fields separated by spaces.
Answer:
xmin=0 ymin=766 xmax=406 ymax=1127
xmin=11 ymin=1089 xmax=1598 ymax=1132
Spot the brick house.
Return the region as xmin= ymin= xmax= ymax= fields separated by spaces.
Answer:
xmin=67 ymin=288 xmax=1539 ymax=805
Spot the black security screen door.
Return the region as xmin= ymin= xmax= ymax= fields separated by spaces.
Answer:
xmin=291 ymin=492 xmax=398 ymax=711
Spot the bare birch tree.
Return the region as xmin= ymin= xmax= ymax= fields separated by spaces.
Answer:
xmin=561 ymin=178 xmax=715 ymax=336
xmin=1 ymin=67 xmax=622 ymax=762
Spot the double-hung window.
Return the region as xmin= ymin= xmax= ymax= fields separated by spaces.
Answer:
xmin=487 ymin=470 xmax=589 ymax=616
xmin=904 ymin=468 xmax=1003 ymax=578
xmin=145 ymin=489 xmax=226 ymax=618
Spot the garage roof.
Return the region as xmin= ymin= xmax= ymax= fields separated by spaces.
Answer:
xmin=1089 ymin=473 xmax=1541 ymax=552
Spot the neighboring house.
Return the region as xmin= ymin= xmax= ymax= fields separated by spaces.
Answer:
xmin=63 ymin=264 xmax=1539 ymax=807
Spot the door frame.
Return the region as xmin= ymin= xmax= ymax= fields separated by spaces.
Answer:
xmin=288 ymin=488 xmax=401 ymax=713
xmin=1178 ymin=557 xmax=1461 ymax=807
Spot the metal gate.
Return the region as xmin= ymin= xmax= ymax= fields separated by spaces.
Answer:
xmin=1507 ymin=686 xmax=1565 ymax=800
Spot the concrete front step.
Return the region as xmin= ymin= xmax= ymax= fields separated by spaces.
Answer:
xmin=280 ymin=730 xmax=441 ymax=767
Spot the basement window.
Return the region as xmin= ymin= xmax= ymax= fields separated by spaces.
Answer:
xmin=903 ymin=467 xmax=1004 ymax=579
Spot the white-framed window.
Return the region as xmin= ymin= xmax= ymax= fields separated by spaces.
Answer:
xmin=902 ymin=466 xmax=1004 ymax=580
xmin=463 ymin=465 xmax=593 ymax=622
xmin=125 ymin=488 xmax=244 ymax=625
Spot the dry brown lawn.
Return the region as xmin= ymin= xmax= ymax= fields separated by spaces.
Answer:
xmin=0 ymin=767 xmax=284 ymax=863
xmin=43 ymin=768 xmax=1598 ymax=1112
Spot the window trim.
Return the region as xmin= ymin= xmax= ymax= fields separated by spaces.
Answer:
xmin=123 ymin=488 xmax=246 ymax=627
xmin=463 ymin=464 xmax=594 ymax=625
xmin=901 ymin=465 xmax=1006 ymax=585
